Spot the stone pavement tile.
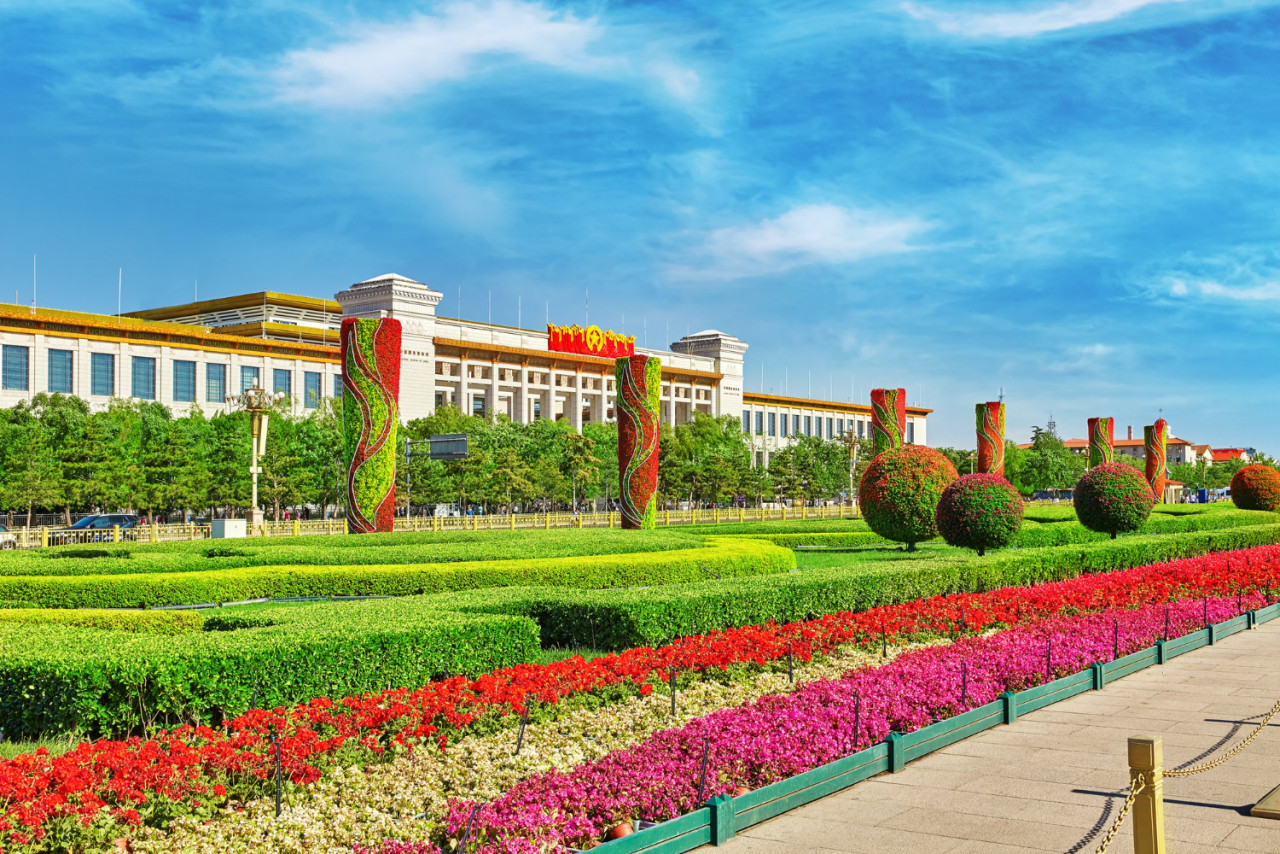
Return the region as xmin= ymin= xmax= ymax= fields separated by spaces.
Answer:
xmin=838 ymin=781 xmax=1025 ymax=820
xmin=945 ymin=841 xmax=1058 ymax=854
xmin=1163 ymin=813 xmax=1250 ymax=847
xmin=1218 ymin=823 xmax=1280 ymax=851
xmin=781 ymin=792 xmax=914 ymax=826
xmin=739 ymin=815 xmax=962 ymax=853
xmin=877 ymin=807 xmax=1082 ymax=850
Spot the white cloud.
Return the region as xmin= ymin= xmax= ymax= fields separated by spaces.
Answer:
xmin=671 ymin=203 xmax=930 ymax=280
xmin=901 ymin=0 xmax=1197 ymax=38
xmin=272 ymin=0 xmax=607 ymax=109
xmin=1195 ymin=280 xmax=1280 ymax=301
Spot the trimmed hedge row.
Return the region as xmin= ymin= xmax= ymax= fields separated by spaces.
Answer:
xmin=0 ymin=608 xmax=204 ymax=635
xmin=444 ymin=523 xmax=1280 ymax=649
xmin=0 ymin=529 xmax=706 ymax=577
xmin=0 ymin=538 xmax=796 ymax=609
xmin=0 ymin=601 xmax=539 ymax=738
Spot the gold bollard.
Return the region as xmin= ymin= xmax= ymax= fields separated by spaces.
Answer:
xmin=1128 ymin=736 xmax=1166 ymax=854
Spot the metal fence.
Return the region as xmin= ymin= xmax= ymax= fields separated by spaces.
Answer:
xmin=4 ymin=504 xmax=860 ymax=550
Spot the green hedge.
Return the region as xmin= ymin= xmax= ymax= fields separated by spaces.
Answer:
xmin=0 ymin=600 xmax=539 ymax=738
xmin=443 ymin=523 xmax=1280 ymax=649
xmin=0 ymin=538 xmax=795 ymax=609
xmin=0 ymin=608 xmax=204 ymax=635
xmin=0 ymin=529 xmax=707 ymax=577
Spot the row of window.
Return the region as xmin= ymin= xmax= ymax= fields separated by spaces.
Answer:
xmin=0 ymin=346 xmax=338 ymax=407
xmin=742 ymin=410 xmax=866 ymax=440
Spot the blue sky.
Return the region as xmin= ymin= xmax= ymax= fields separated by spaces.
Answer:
xmin=2 ymin=0 xmax=1278 ymax=451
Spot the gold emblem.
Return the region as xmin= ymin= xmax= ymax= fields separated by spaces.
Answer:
xmin=584 ymin=325 xmax=605 ymax=353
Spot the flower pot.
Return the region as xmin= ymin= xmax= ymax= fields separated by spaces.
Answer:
xmin=733 ymin=785 xmax=752 ymax=797
xmin=606 ymin=821 xmax=634 ymax=840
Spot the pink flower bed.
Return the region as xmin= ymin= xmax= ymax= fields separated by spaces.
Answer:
xmin=430 ymin=594 xmax=1262 ymax=852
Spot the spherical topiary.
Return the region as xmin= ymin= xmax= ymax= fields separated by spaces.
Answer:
xmin=935 ymin=473 xmax=1025 ymax=556
xmin=1230 ymin=465 xmax=1280 ymax=511
xmin=859 ymin=445 xmax=959 ymax=549
xmin=1074 ymin=462 xmax=1155 ymax=539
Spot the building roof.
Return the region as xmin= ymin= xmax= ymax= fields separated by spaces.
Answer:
xmin=743 ymin=391 xmax=933 ymax=417
xmin=0 ymin=303 xmax=338 ymax=362
xmin=125 ymin=291 xmax=342 ymax=322
xmin=1212 ymin=448 xmax=1248 ymax=462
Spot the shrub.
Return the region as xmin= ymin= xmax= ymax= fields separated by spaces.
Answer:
xmin=450 ymin=523 xmax=1280 ymax=649
xmin=1231 ymin=465 xmax=1280 ymax=512
xmin=0 ymin=538 xmax=795 ymax=609
xmin=859 ymin=445 xmax=958 ymax=548
xmin=0 ymin=601 xmax=539 ymax=738
xmin=936 ymin=474 xmax=1024 ymax=556
xmin=0 ymin=608 xmax=203 ymax=635
xmin=1075 ymin=463 xmax=1156 ymax=538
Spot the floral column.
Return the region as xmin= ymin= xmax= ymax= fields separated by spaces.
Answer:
xmin=616 ymin=354 xmax=661 ymax=529
xmin=871 ymin=388 xmax=906 ymax=456
xmin=975 ymin=402 xmax=1005 ymax=476
xmin=1144 ymin=418 xmax=1169 ymax=503
xmin=341 ymin=317 xmax=402 ymax=534
xmin=1088 ymin=417 xmax=1115 ymax=468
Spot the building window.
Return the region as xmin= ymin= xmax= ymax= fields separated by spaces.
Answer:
xmin=240 ymin=366 xmax=260 ymax=394
xmin=827 ymin=417 xmax=834 ymax=439
xmin=47 ymin=349 xmax=73 ymax=394
xmin=273 ymin=368 xmax=291 ymax=398
xmin=837 ymin=418 xmax=845 ymax=436
xmin=804 ymin=416 xmax=812 ymax=436
xmin=768 ymin=412 xmax=776 ymax=437
xmin=172 ymin=360 xmax=196 ymax=403
xmin=755 ymin=411 xmax=764 ymax=434
xmin=206 ymin=364 xmax=226 ymax=403
xmin=533 ymin=399 xmax=542 ymax=419
xmin=780 ymin=414 xmax=788 ymax=437
xmin=131 ymin=356 xmax=156 ymax=400
xmin=742 ymin=410 xmax=749 ymax=433
xmin=2 ymin=345 xmax=29 ymax=392
xmin=304 ymin=371 xmax=321 ymax=409
xmin=793 ymin=415 xmax=800 ymax=435
xmin=756 ymin=450 xmax=765 ymax=467
xmin=857 ymin=420 xmax=865 ymax=439
xmin=91 ymin=353 xmax=115 ymax=397
xmin=907 ymin=421 xmax=916 ymax=444
xmin=333 ymin=374 xmax=343 ymax=400
xmin=473 ymin=395 xmax=486 ymax=417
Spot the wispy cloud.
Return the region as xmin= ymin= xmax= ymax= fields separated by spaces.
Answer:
xmin=272 ymin=1 xmax=604 ymax=109
xmin=669 ymin=203 xmax=931 ymax=280
xmin=899 ymin=0 xmax=1234 ymax=39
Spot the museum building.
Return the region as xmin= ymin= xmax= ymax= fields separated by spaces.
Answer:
xmin=0 ymin=273 xmax=930 ymax=463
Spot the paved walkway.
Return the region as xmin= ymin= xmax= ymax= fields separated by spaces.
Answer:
xmin=714 ymin=620 xmax=1280 ymax=853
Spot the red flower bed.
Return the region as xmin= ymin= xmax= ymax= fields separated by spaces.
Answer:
xmin=4 ymin=545 xmax=1280 ymax=850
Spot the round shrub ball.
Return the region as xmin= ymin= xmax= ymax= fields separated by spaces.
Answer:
xmin=935 ymin=473 xmax=1024 ymax=556
xmin=1230 ymin=465 xmax=1280 ymax=511
xmin=1074 ymin=462 xmax=1155 ymax=539
xmin=859 ymin=445 xmax=959 ymax=548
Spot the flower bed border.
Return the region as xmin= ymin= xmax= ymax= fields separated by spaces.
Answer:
xmin=592 ymin=601 xmax=1278 ymax=852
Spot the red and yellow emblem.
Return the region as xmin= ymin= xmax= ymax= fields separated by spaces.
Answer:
xmin=547 ymin=323 xmax=635 ymax=358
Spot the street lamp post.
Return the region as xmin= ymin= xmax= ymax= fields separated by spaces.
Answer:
xmin=226 ymin=386 xmax=284 ymax=530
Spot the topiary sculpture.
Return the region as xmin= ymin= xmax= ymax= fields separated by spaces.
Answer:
xmin=936 ymin=473 xmax=1024 ymax=556
xmin=1230 ymin=465 xmax=1280 ymax=512
xmin=1074 ymin=462 xmax=1154 ymax=539
xmin=859 ymin=445 xmax=958 ymax=550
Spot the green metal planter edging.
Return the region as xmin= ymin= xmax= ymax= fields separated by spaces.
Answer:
xmin=585 ymin=602 xmax=1280 ymax=853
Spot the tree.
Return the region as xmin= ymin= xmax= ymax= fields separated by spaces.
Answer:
xmin=0 ymin=421 xmax=61 ymax=527
xmin=1012 ymin=424 xmax=1084 ymax=493
xmin=561 ymin=432 xmax=600 ymax=510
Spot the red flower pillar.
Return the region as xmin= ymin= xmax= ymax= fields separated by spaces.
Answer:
xmin=871 ymin=388 xmax=906 ymax=456
xmin=616 ymin=354 xmax=661 ymax=529
xmin=1144 ymin=418 xmax=1169 ymax=503
xmin=975 ymin=402 xmax=1005 ymax=476
xmin=341 ymin=318 xmax=402 ymax=533
xmin=1088 ymin=417 xmax=1114 ymax=468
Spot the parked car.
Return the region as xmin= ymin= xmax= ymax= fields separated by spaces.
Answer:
xmin=49 ymin=514 xmax=141 ymax=545
xmin=0 ymin=524 xmax=15 ymax=550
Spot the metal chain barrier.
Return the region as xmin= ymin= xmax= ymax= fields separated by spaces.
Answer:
xmin=1164 ymin=696 xmax=1280 ymax=778
xmin=1094 ymin=772 xmax=1147 ymax=854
